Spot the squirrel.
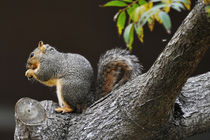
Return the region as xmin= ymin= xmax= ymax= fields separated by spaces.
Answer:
xmin=25 ymin=41 xmax=142 ymax=113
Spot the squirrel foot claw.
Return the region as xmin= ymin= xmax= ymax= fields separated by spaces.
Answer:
xmin=55 ymin=106 xmax=73 ymax=113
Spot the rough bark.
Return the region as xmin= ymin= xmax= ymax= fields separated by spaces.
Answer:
xmin=172 ymin=72 xmax=210 ymax=139
xmin=14 ymin=0 xmax=210 ymax=139
xmin=155 ymin=72 xmax=210 ymax=139
xmin=14 ymin=72 xmax=210 ymax=139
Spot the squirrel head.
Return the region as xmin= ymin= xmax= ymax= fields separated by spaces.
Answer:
xmin=26 ymin=41 xmax=57 ymax=70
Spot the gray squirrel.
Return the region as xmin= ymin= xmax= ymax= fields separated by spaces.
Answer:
xmin=25 ymin=41 xmax=142 ymax=113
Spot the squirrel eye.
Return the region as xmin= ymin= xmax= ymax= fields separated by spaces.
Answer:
xmin=30 ymin=53 xmax=34 ymax=58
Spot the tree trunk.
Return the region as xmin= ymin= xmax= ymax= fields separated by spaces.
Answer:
xmin=14 ymin=0 xmax=210 ymax=139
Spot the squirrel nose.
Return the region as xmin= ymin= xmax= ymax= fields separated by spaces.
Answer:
xmin=26 ymin=62 xmax=37 ymax=70
xmin=26 ymin=62 xmax=32 ymax=69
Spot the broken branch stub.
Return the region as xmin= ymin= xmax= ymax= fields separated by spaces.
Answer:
xmin=15 ymin=97 xmax=46 ymax=125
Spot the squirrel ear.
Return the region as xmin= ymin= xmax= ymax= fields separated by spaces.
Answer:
xmin=38 ymin=41 xmax=46 ymax=53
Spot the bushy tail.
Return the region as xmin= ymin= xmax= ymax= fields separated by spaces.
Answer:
xmin=96 ymin=48 xmax=143 ymax=99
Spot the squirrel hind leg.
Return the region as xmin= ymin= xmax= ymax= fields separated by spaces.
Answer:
xmin=55 ymin=106 xmax=73 ymax=114
xmin=101 ymin=60 xmax=132 ymax=97
xmin=56 ymin=79 xmax=74 ymax=113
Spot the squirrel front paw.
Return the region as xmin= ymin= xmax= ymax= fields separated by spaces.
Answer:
xmin=25 ymin=69 xmax=34 ymax=79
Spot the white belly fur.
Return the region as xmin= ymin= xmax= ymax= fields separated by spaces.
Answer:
xmin=56 ymin=79 xmax=64 ymax=107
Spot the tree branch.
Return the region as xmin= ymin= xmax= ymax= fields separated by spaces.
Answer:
xmin=14 ymin=0 xmax=210 ymax=139
xmin=174 ymin=72 xmax=210 ymax=139
xmin=14 ymin=72 xmax=210 ymax=139
xmin=151 ymin=72 xmax=210 ymax=139
xmin=131 ymin=0 xmax=210 ymax=135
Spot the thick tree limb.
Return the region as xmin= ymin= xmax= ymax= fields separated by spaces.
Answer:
xmin=14 ymin=0 xmax=210 ymax=139
xmin=173 ymin=72 xmax=210 ymax=139
xmin=14 ymin=72 xmax=210 ymax=139
xmin=154 ymin=72 xmax=210 ymax=139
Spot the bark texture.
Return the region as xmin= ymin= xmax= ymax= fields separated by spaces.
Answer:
xmin=156 ymin=72 xmax=210 ymax=139
xmin=14 ymin=0 xmax=210 ymax=139
xmin=14 ymin=72 xmax=210 ymax=139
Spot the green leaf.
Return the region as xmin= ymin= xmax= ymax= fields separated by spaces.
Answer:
xmin=104 ymin=0 xmax=128 ymax=7
xmin=159 ymin=11 xmax=171 ymax=33
xmin=113 ymin=12 xmax=120 ymax=21
xmin=122 ymin=0 xmax=133 ymax=3
xmin=150 ymin=0 xmax=162 ymax=2
xmin=205 ymin=6 xmax=210 ymax=14
xmin=177 ymin=0 xmax=191 ymax=10
xmin=117 ymin=11 xmax=126 ymax=35
xmin=138 ymin=6 xmax=157 ymax=26
xmin=123 ymin=24 xmax=133 ymax=44
xmin=174 ymin=0 xmax=189 ymax=4
xmin=134 ymin=24 xmax=144 ymax=42
xmin=134 ymin=5 xmax=146 ymax=22
xmin=123 ymin=23 xmax=134 ymax=50
xmin=127 ymin=4 xmax=139 ymax=19
xmin=138 ymin=0 xmax=147 ymax=5
xmin=138 ymin=3 xmax=165 ymax=26
xmin=171 ymin=3 xmax=185 ymax=12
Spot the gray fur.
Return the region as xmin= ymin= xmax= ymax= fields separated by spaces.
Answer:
xmin=27 ymin=45 xmax=142 ymax=112
xmin=30 ymin=44 xmax=94 ymax=111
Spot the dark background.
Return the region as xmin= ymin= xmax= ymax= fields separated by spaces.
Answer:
xmin=0 ymin=0 xmax=209 ymax=139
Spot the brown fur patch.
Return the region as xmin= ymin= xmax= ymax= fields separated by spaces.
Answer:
xmin=101 ymin=60 xmax=131 ymax=96
xmin=42 ymin=78 xmax=58 ymax=87
xmin=102 ymin=69 xmax=117 ymax=96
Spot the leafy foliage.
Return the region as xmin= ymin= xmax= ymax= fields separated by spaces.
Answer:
xmin=203 ymin=0 xmax=210 ymax=17
xmin=123 ymin=23 xmax=134 ymax=50
xmin=203 ymin=0 xmax=210 ymax=5
xmin=104 ymin=1 xmax=128 ymax=7
xmin=205 ymin=5 xmax=210 ymax=17
xmin=117 ymin=11 xmax=126 ymax=34
xmin=102 ymin=0 xmax=191 ymax=50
